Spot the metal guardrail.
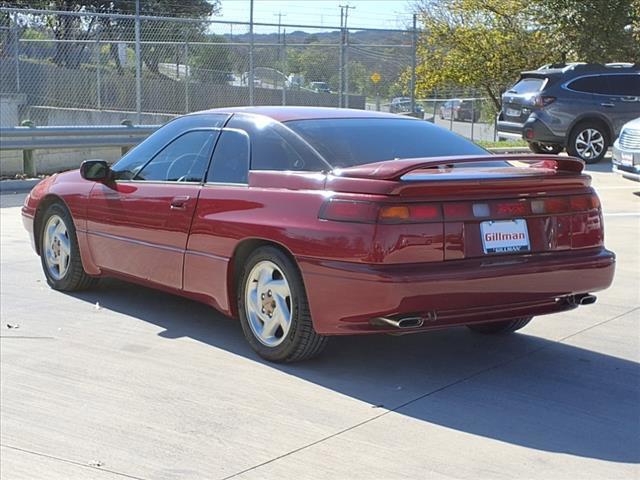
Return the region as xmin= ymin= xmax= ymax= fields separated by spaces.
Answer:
xmin=0 ymin=124 xmax=160 ymax=151
xmin=0 ymin=122 xmax=529 ymax=178
xmin=0 ymin=123 xmax=160 ymax=176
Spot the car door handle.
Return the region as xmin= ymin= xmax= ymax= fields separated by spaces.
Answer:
xmin=600 ymin=102 xmax=615 ymax=108
xmin=170 ymin=196 xmax=190 ymax=210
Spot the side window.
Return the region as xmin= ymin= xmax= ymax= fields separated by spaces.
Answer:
xmin=568 ymin=76 xmax=604 ymax=94
xmin=135 ymin=130 xmax=216 ymax=182
xmin=607 ymin=74 xmax=640 ymax=96
xmin=111 ymin=113 xmax=228 ymax=180
xmin=206 ymin=129 xmax=250 ymax=184
xmin=225 ymin=115 xmax=328 ymax=172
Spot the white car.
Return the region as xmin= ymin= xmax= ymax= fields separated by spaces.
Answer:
xmin=612 ymin=117 xmax=640 ymax=181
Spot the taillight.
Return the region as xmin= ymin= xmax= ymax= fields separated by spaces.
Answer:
xmin=533 ymin=95 xmax=556 ymax=107
xmin=319 ymin=199 xmax=378 ymax=223
xmin=531 ymin=197 xmax=570 ymax=214
xmin=443 ymin=203 xmax=473 ymax=220
xmin=319 ymin=200 xmax=442 ymax=224
xmin=493 ymin=200 xmax=529 ymax=217
xmin=379 ymin=204 xmax=441 ymax=223
xmin=570 ymin=194 xmax=600 ymax=211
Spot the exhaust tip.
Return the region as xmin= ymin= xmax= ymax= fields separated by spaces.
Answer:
xmin=370 ymin=315 xmax=426 ymax=329
xmin=578 ymin=294 xmax=597 ymax=306
xmin=397 ymin=317 xmax=424 ymax=328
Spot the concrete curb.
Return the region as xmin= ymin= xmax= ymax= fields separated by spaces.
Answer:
xmin=0 ymin=178 xmax=41 ymax=194
xmin=487 ymin=147 xmax=530 ymax=154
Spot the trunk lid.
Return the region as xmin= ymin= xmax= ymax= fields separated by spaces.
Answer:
xmin=327 ymin=155 xmax=602 ymax=263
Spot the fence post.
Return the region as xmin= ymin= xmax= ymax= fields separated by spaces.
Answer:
xmin=21 ymin=120 xmax=36 ymax=177
xmin=339 ymin=25 xmax=345 ymax=107
xmin=410 ymin=13 xmax=417 ymax=114
xmin=249 ymin=0 xmax=255 ymax=106
xmin=470 ymin=99 xmax=475 ymax=141
xmin=184 ymin=28 xmax=190 ymax=113
xmin=13 ymin=21 xmax=20 ymax=93
xmin=95 ymin=29 xmax=102 ymax=110
xmin=281 ymin=28 xmax=287 ymax=106
xmin=134 ymin=0 xmax=142 ymax=123
xmin=344 ymin=29 xmax=350 ymax=108
xmin=120 ymin=120 xmax=133 ymax=156
xmin=432 ymin=88 xmax=437 ymax=123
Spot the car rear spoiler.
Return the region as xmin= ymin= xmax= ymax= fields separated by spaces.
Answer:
xmin=332 ymin=155 xmax=585 ymax=181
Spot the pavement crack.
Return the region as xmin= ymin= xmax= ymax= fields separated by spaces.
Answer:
xmin=0 ymin=444 xmax=148 ymax=480
xmin=220 ymin=306 xmax=639 ymax=480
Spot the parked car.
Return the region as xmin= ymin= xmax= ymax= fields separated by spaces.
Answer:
xmin=389 ymin=97 xmax=425 ymax=115
xmin=309 ymin=81 xmax=331 ymax=93
xmin=22 ymin=107 xmax=615 ymax=362
xmin=612 ymin=117 xmax=640 ymax=181
xmin=440 ymin=99 xmax=481 ymax=122
xmin=498 ymin=63 xmax=640 ymax=163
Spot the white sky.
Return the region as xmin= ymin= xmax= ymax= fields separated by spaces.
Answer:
xmin=215 ymin=0 xmax=416 ymax=31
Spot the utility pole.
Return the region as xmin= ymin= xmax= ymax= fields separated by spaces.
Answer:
xmin=340 ymin=4 xmax=355 ymax=108
xmin=248 ymin=0 xmax=254 ymax=106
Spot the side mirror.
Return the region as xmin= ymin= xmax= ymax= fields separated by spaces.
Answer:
xmin=80 ymin=159 xmax=111 ymax=181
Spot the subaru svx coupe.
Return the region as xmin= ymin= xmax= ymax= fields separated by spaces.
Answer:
xmin=22 ymin=107 xmax=615 ymax=362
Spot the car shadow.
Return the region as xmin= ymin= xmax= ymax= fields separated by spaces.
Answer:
xmin=583 ymin=156 xmax=613 ymax=173
xmin=68 ymin=278 xmax=639 ymax=465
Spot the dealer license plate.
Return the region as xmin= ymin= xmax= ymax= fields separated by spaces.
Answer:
xmin=480 ymin=219 xmax=530 ymax=254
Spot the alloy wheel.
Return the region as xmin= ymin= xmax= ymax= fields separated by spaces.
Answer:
xmin=244 ymin=260 xmax=292 ymax=347
xmin=43 ymin=214 xmax=71 ymax=280
xmin=575 ymin=128 xmax=605 ymax=161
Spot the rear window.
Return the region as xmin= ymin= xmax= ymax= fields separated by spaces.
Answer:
xmin=507 ymin=77 xmax=546 ymax=94
xmin=285 ymin=118 xmax=487 ymax=168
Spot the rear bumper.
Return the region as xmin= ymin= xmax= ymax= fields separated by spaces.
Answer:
xmin=497 ymin=117 xmax=565 ymax=145
xmin=299 ymin=249 xmax=615 ymax=335
xmin=612 ymin=142 xmax=640 ymax=181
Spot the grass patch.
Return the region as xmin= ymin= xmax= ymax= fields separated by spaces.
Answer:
xmin=475 ymin=139 xmax=529 ymax=149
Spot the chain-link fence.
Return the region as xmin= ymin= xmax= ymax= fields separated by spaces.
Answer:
xmin=0 ymin=6 xmax=502 ymax=142
xmin=0 ymin=7 xmax=417 ymax=126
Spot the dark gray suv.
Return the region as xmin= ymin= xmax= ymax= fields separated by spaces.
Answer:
xmin=497 ymin=64 xmax=640 ymax=163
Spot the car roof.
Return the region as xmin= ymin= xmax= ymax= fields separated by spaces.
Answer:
xmin=194 ymin=106 xmax=408 ymax=122
xmin=521 ymin=63 xmax=639 ymax=78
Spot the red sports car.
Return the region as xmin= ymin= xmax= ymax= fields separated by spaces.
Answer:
xmin=22 ymin=107 xmax=615 ymax=362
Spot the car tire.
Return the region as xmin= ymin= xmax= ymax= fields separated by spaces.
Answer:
xmin=466 ymin=317 xmax=533 ymax=334
xmin=528 ymin=142 xmax=563 ymax=155
xmin=39 ymin=203 xmax=97 ymax=291
xmin=567 ymin=121 xmax=609 ymax=164
xmin=238 ymin=246 xmax=328 ymax=363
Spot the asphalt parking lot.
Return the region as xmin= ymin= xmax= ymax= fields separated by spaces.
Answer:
xmin=1 ymin=163 xmax=639 ymax=480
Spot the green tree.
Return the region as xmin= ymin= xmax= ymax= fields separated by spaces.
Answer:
xmin=414 ymin=0 xmax=550 ymax=110
xmin=6 ymin=1 xmax=220 ymax=70
xmin=190 ymin=34 xmax=233 ymax=84
xmin=532 ymin=0 xmax=640 ymax=63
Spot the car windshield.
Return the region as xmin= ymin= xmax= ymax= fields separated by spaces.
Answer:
xmin=508 ymin=77 xmax=546 ymax=94
xmin=285 ymin=118 xmax=487 ymax=168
